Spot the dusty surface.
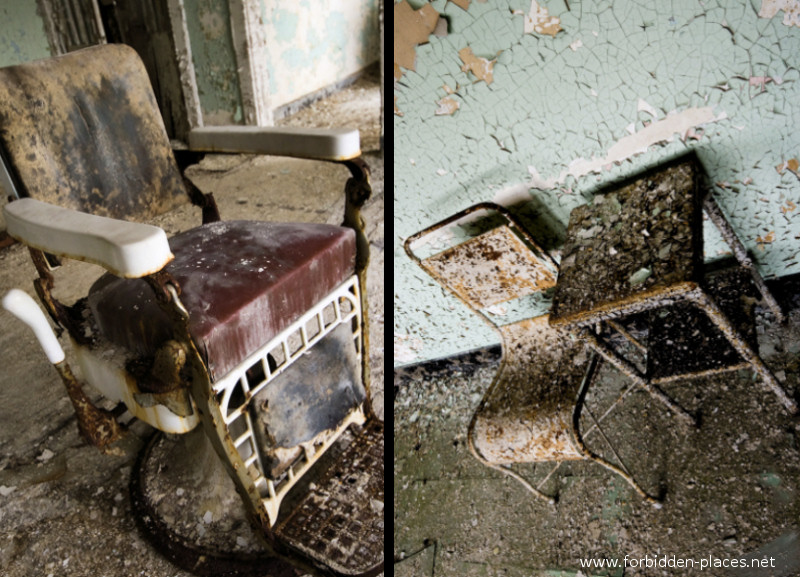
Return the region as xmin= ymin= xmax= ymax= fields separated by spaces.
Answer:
xmin=0 ymin=75 xmax=383 ymax=576
xmin=395 ymin=295 xmax=800 ymax=577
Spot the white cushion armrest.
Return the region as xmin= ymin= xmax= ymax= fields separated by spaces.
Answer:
xmin=3 ymin=198 xmax=174 ymax=278
xmin=187 ymin=126 xmax=361 ymax=161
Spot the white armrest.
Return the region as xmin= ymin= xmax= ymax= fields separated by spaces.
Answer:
xmin=187 ymin=126 xmax=361 ymax=161
xmin=3 ymin=198 xmax=174 ymax=278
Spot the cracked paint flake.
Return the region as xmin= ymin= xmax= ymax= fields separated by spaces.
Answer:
xmin=450 ymin=0 xmax=471 ymax=11
xmin=757 ymin=231 xmax=777 ymax=249
xmin=435 ymin=96 xmax=460 ymax=116
xmin=459 ymin=46 xmax=497 ymax=84
xmin=776 ymin=158 xmax=799 ymax=174
xmin=513 ymin=0 xmax=562 ymax=37
xmin=394 ymin=0 xmax=440 ymax=81
xmin=759 ymin=0 xmax=800 ymax=28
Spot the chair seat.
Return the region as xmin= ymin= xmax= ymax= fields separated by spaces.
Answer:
xmin=470 ymin=316 xmax=590 ymax=464
xmin=88 ymin=220 xmax=356 ymax=380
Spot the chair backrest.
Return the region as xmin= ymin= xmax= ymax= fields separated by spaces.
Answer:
xmin=0 ymin=44 xmax=187 ymax=222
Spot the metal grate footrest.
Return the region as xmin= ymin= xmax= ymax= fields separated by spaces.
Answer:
xmin=275 ymin=420 xmax=384 ymax=577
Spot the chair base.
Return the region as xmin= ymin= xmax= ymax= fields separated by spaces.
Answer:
xmin=131 ymin=421 xmax=384 ymax=577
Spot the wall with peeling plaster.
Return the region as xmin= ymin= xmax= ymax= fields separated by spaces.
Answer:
xmin=184 ymin=0 xmax=245 ymax=124
xmin=395 ymin=0 xmax=800 ymax=366
xmin=0 ymin=1 xmax=52 ymax=68
xmin=259 ymin=0 xmax=380 ymax=109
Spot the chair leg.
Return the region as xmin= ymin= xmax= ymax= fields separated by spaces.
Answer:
xmin=571 ymin=355 xmax=662 ymax=507
xmin=578 ymin=327 xmax=696 ymax=427
xmin=703 ymin=196 xmax=784 ymax=322
xmin=690 ymin=290 xmax=798 ymax=414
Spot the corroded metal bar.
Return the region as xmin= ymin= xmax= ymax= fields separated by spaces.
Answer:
xmin=578 ymin=327 xmax=697 ymax=427
xmin=689 ymin=290 xmax=798 ymax=414
xmin=702 ymin=195 xmax=784 ymax=322
xmin=54 ymin=360 xmax=125 ymax=450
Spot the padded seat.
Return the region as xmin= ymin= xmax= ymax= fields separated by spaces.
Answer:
xmin=89 ymin=220 xmax=356 ymax=380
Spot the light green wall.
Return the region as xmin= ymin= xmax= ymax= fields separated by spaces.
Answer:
xmin=395 ymin=0 xmax=800 ymax=366
xmin=260 ymin=0 xmax=380 ymax=108
xmin=184 ymin=0 xmax=245 ymax=124
xmin=0 ymin=1 xmax=52 ymax=68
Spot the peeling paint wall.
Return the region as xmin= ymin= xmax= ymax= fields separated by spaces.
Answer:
xmin=395 ymin=0 xmax=800 ymax=366
xmin=0 ymin=1 xmax=52 ymax=68
xmin=260 ymin=0 xmax=380 ymax=110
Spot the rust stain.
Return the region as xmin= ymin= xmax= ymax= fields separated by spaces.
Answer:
xmin=781 ymin=200 xmax=797 ymax=214
xmin=459 ymin=47 xmax=497 ymax=85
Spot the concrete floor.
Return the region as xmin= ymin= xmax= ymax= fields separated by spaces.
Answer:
xmin=0 ymin=71 xmax=383 ymax=576
xmin=395 ymin=285 xmax=800 ymax=577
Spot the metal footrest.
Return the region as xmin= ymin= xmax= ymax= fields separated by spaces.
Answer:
xmin=275 ymin=420 xmax=384 ymax=577
xmin=647 ymin=267 xmax=759 ymax=383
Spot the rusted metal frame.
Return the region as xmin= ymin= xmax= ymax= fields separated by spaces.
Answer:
xmin=702 ymin=195 xmax=784 ymax=322
xmin=570 ymin=353 xmax=661 ymax=506
xmin=182 ymin=174 xmax=221 ymax=224
xmin=649 ymin=361 xmax=751 ymax=386
xmin=687 ymin=288 xmax=798 ymax=414
xmin=605 ymin=319 xmax=647 ymax=354
xmin=577 ymin=327 xmax=696 ymax=427
xmin=143 ymin=274 xmax=280 ymax=543
xmin=53 ymin=360 xmax=126 ymax=450
xmin=342 ymin=157 xmax=376 ymax=422
xmin=27 ymin=246 xmax=126 ymax=448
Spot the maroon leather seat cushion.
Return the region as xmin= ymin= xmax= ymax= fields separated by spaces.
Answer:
xmin=88 ymin=220 xmax=356 ymax=380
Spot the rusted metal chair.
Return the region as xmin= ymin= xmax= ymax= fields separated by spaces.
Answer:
xmin=405 ymin=203 xmax=660 ymax=506
xmin=0 ymin=45 xmax=382 ymax=577
xmin=549 ymin=157 xmax=796 ymax=416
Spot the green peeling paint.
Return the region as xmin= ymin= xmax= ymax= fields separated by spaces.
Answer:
xmin=396 ymin=0 xmax=800 ymax=367
xmin=0 ymin=2 xmax=51 ymax=68
xmin=184 ymin=0 xmax=244 ymax=124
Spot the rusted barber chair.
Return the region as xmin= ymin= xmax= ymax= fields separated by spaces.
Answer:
xmin=0 ymin=45 xmax=382 ymax=576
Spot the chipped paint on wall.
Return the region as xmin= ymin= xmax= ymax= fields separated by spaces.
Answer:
xmin=261 ymin=0 xmax=379 ymax=108
xmin=759 ymin=0 xmax=800 ymax=28
xmin=513 ymin=0 xmax=562 ymax=37
xmin=459 ymin=46 xmax=496 ymax=84
xmin=394 ymin=0 xmax=440 ymax=81
xmin=396 ymin=1 xmax=800 ymax=366
xmin=525 ymin=106 xmax=729 ymax=190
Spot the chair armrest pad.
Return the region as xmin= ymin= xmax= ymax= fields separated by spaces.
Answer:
xmin=187 ymin=126 xmax=361 ymax=161
xmin=3 ymin=198 xmax=173 ymax=278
